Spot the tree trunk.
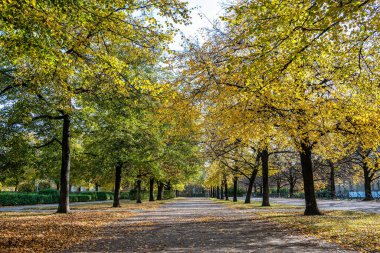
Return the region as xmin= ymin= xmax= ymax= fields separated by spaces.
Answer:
xmin=56 ymin=182 xmax=60 ymax=191
xmin=212 ymin=186 xmax=216 ymax=198
xmin=363 ymin=164 xmax=374 ymax=201
xmin=276 ymin=178 xmax=281 ymax=195
xmin=220 ymin=183 xmax=224 ymax=200
xmin=328 ymin=161 xmax=336 ymax=199
xmin=233 ymin=177 xmax=238 ymax=202
xmin=216 ymin=186 xmax=220 ymax=199
xmin=136 ymin=176 xmax=142 ymax=204
xmin=300 ymin=142 xmax=321 ymax=215
xmin=112 ymin=162 xmax=122 ymax=207
xmin=289 ymin=181 xmax=295 ymax=198
xmin=245 ymin=168 xmax=258 ymax=203
xmin=261 ymin=149 xmax=270 ymax=207
xmin=157 ymin=182 xmax=164 ymax=200
xmin=95 ymin=183 xmax=99 ymax=192
xmin=224 ymin=176 xmax=229 ymax=200
xmin=57 ymin=115 xmax=71 ymax=214
xmin=149 ymin=178 xmax=155 ymax=201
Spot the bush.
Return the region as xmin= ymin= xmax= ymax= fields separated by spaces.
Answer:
xmin=17 ymin=182 xmax=35 ymax=192
xmin=0 ymin=192 xmax=54 ymax=206
xmin=76 ymin=192 xmax=97 ymax=201
xmin=69 ymin=194 xmax=91 ymax=202
xmin=0 ymin=191 xmax=113 ymax=206
xmin=128 ymin=189 xmax=149 ymax=200
xmin=96 ymin=191 xmax=113 ymax=201
xmin=38 ymin=180 xmax=52 ymax=190
xmin=39 ymin=189 xmax=59 ymax=195
xmin=163 ymin=190 xmax=175 ymax=199
xmin=120 ymin=192 xmax=128 ymax=199
xmin=38 ymin=189 xmax=59 ymax=202
xmin=227 ymin=187 xmax=246 ymax=197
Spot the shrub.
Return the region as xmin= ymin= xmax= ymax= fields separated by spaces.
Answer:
xmin=128 ymin=189 xmax=149 ymax=200
xmin=0 ymin=192 xmax=54 ymax=206
xmin=96 ymin=191 xmax=113 ymax=201
xmin=0 ymin=191 xmax=113 ymax=206
xmin=38 ymin=180 xmax=52 ymax=190
xmin=78 ymin=192 xmax=97 ymax=201
xmin=120 ymin=192 xmax=128 ymax=199
xmin=17 ymin=182 xmax=35 ymax=192
xmin=163 ymin=190 xmax=176 ymax=199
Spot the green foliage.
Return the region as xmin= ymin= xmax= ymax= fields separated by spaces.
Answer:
xmin=38 ymin=180 xmax=52 ymax=190
xmin=0 ymin=191 xmax=116 ymax=206
xmin=227 ymin=187 xmax=246 ymax=197
xmin=69 ymin=194 xmax=91 ymax=203
xmin=128 ymin=189 xmax=149 ymax=201
xmin=120 ymin=192 xmax=129 ymax=200
xmin=163 ymin=190 xmax=176 ymax=199
xmin=0 ymin=192 xmax=55 ymax=205
xmin=95 ymin=192 xmax=114 ymax=201
xmin=17 ymin=182 xmax=35 ymax=193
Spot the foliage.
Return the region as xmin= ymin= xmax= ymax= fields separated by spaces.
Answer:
xmin=17 ymin=182 xmax=35 ymax=193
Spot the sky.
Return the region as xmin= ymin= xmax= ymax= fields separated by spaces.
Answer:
xmin=170 ymin=0 xmax=225 ymax=51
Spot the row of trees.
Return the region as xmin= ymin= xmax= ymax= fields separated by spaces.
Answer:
xmin=181 ymin=0 xmax=380 ymax=215
xmin=0 ymin=0 xmax=201 ymax=213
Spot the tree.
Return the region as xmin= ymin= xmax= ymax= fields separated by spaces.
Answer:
xmin=0 ymin=0 xmax=190 ymax=213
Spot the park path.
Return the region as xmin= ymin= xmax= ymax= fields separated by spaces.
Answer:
xmin=65 ymin=198 xmax=354 ymax=253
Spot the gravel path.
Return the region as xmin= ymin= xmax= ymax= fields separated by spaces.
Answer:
xmin=66 ymin=198 xmax=354 ymax=253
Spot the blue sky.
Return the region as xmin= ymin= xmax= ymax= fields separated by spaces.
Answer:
xmin=171 ymin=0 xmax=225 ymax=50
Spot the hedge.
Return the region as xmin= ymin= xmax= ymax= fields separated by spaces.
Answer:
xmin=0 ymin=189 xmax=176 ymax=206
xmin=0 ymin=191 xmax=114 ymax=206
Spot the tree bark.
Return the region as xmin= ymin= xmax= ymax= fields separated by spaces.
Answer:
xmin=261 ymin=149 xmax=270 ymax=207
xmin=57 ymin=114 xmax=71 ymax=214
xmin=220 ymin=183 xmax=224 ymax=200
xmin=289 ymin=168 xmax=295 ymax=197
xmin=112 ymin=162 xmax=122 ymax=207
xmin=157 ymin=181 xmax=164 ymax=200
xmin=245 ymin=168 xmax=258 ymax=203
xmin=233 ymin=177 xmax=238 ymax=202
xmin=300 ymin=142 xmax=321 ymax=215
xmin=328 ymin=161 xmax=336 ymax=199
xmin=224 ymin=175 xmax=229 ymax=200
xmin=363 ymin=164 xmax=374 ymax=201
xmin=136 ymin=176 xmax=142 ymax=204
xmin=289 ymin=181 xmax=295 ymax=197
xmin=276 ymin=177 xmax=281 ymax=196
xmin=216 ymin=186 xmax=220 ymax=199
xmin=95 ymin=183 xmax=99 ymax=192
xmin=149 ymin=178 xmax=155 ymax=201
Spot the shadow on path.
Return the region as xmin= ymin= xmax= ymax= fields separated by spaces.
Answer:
xmin=66 ymin=198 xmax=355 ymax=253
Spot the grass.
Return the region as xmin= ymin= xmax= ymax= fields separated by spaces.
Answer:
xmin=0 ymin=199 xmax=172 ymax=252
xmin=214 ymin=198 xmax=380 ymax=253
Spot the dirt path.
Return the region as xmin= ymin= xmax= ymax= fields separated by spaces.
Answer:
xmin=66 ymin=198 xmax=354 ymax=253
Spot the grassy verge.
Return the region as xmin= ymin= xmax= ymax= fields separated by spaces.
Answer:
xmin=0 ymin=199 xmax=171 ymax=252
xmin=213 ymin=198 xmax=380 ymax=252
